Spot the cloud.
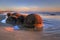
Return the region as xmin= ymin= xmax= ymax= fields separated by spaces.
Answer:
xmin=11 ymin=6 xmax=41 ymax=11
xmin=0 ymin=6 xmax=60 ymax=12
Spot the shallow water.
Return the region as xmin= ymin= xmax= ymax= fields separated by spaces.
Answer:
xmin=41 ymin=15 xmax=60 ymax=40
xmin=0 ymin=14 xmax=60 ymax=40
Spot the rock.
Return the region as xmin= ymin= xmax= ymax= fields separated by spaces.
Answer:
xmin=7 ymin=13 xmax=12 ymax=17
xmin=24 ymin=14 xmax=43 ymax=30
xmin=6 ymin=13 xmax=21 ymax=25
xmin=16 ymin=15 xmax=25 ymax=25
xmin=6 ymin=13 xmax=26 ymax=25
xmin=6 ymin=16 xmax=17 ymax=25
xmin=12 ymin=13 xmax=21 ymax=18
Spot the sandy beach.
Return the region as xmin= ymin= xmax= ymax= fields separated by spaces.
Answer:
xmin=0 ymin=14 xmax=60 ymax=40
xmin=0 ymin=15 xmax=43 ymax=40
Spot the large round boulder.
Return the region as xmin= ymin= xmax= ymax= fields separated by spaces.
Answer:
xmin=24 ymin=14 xmax=43 ymax=30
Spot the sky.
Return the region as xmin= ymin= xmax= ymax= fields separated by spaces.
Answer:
xmin=0 ymin=0 xmax=60 ymax=12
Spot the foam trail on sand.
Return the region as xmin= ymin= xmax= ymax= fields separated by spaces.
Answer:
xmin=13 ymin=25 xmax=20 ymax=30
xmin=1 ymin=16 xmax=7 ymax=23
xmin=1 ymin=18 xmax=6 ymax=23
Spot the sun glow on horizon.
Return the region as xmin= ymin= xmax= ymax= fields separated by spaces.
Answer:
xmin=0 ymin=7 xmax=60 ymax=12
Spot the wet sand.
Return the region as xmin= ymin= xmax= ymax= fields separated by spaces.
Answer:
xmin=0 ymin=15 xmax=60 ymax=40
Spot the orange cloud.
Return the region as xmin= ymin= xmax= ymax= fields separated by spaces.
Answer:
xmin=0 ymin=7 xmax=60 ymax=12
xmin=13 ymin=7 xmax=60 ymax=12
xmin=39 ymin=7 xmax=60 ymax=12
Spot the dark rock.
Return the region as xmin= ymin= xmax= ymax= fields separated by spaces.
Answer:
xmin=7 ymin=13 xmax=12 ymax=17
xmin=6 ymin=16 xmax=17 ymax=25
xmin=6 ymin=13 xmax=21 ymax=25
xmin=16 ymin=15 xmax=25 ymax=25
xmin=24 ymin=14 xmax=43 ymax=30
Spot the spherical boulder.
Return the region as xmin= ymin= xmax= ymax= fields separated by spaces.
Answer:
xmin=24 ymin=14 xmax=43 ymax=30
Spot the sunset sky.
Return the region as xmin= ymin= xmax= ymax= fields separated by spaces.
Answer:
xmin=0 ymin=0 xmax=60 ymax=12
